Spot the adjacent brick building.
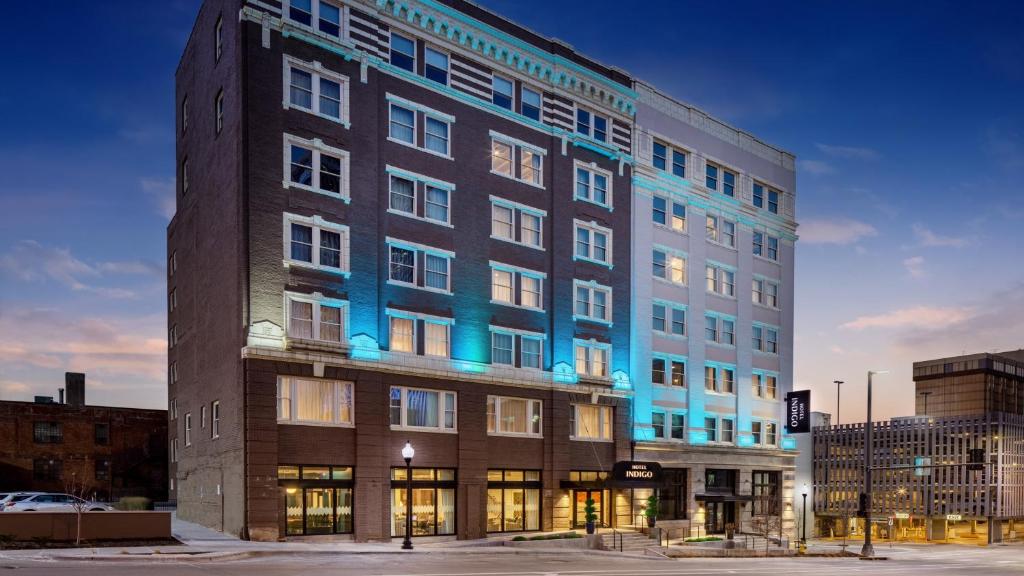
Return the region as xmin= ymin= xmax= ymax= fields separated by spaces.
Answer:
xmin=0 ymin=373 xmax=168 ymax=502
xmin=171 ymin=0 xmax=799 ymax=542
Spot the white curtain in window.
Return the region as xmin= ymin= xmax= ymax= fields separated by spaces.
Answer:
xmin=438 ymin=488 xmax=456 ymax=535
xmin=525 ymin=488 xmax=540 ymax=530
xmin=295 ymin=379 xmax=333 ymax=423
xmin=424 ymin=322 xmax=448 ymax=357
xmin=290 ymin=300 xmax=313 ymax=339
xmin=500 ymin=398 xmax=527 ymax=434
xmin=391 ymin=318 xmax=414 ymax=352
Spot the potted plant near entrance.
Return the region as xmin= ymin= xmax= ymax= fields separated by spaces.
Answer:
xmin=644 ymin=494 xmax=660 ymax=528
xmin=584 ymin=498 xmax=598 ymax=534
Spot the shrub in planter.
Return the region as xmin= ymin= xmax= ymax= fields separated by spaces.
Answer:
xmin=643 ymin=494 xmax=659 ymax=528
xmin=512 ymin=536 xmax=527 ymax=541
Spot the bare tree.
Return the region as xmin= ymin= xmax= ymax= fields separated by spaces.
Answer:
xmin=749 ymin=493 xmax=782 ymax=556
xmin=64 ymin=471 xmax=94 ymax=546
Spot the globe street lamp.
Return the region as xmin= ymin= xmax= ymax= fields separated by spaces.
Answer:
xmin=861 ymin=370 xmax=888 ymax=558
xmin=401 ymin=441 xmax=415 ymax=550
xmin=801 ymin=483 xmax=809 ymax=545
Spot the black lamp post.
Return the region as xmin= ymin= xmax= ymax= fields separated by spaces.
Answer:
xmin=833 ymin=380 xmax=844 ymax=424
xmin=401 ymin=441 xmax=414 ymax=550
xmin=801 ymin=483 xmax=808 ymax=544
xmin=861 ymin=370 xmax=888 ymax=558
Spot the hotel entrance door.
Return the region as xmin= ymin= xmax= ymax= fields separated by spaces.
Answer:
xmin=572 ymin=489 xmax=610 ymax=528
xmin=705 ymin=501 xmax=735 ymax=534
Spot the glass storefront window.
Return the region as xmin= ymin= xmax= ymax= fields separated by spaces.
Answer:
xmin=303 ymin=466 xmax=330 ymax=479
xmin=278 ymin=465 xmax=300 ymax=480
xmin=486 ymin=469 xmax=542 ymax=533
xmin=437 ymin=469 xmax=455 ymax=481
xmin=285 ymin=488 xmax=303 ymax=535
xmin=279 ymin=465 xmax=355 ymax=536
xmin=305 ymin=488 xmax=334 ymax=534
xmin=390 ymin=468 xmax=457 ymax=537
xmin=335 ymin=488 xmax=353 ymax=533
xmin=331 ymin=466 xmax=353 ymax=480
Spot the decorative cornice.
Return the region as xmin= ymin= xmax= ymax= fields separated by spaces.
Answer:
xmin=369 ymin=0 xmax=636 ymax=116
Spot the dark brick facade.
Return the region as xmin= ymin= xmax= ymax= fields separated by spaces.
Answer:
xmin=173 ymin=0 xmax=637 ymax=541
xmin=0 ymin=400 xmax=167 ymax=502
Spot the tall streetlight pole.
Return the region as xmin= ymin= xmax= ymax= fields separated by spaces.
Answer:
xmin=801 ymin=483 xmax=809 ymax=544
xmin=401 ymin=441 xmax=415 ymax=550
xmin=833 ymin=380 xmax=844 ymax=425
xmin=861 ymin=370 xmax=888 ymax=558
xmin=919 ymin=391 xmax=932 ymax=416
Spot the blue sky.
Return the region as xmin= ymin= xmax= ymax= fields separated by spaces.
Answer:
xmin=1 ymin=1 xmax=1022 ymax=419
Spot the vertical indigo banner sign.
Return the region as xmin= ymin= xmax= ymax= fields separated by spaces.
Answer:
xmin=785 ymin=390 xmax=811 ymax=433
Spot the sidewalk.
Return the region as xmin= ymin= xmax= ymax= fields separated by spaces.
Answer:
xmin=0 ymin=514 xmax=639 ymax=563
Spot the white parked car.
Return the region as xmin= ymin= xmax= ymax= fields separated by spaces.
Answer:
xmin=0 ymin=492 xmax=44 ymax=510
xmin=4 ymin=493 xmax=113 ymax=512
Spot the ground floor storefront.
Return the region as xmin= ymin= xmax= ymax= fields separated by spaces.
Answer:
xmin=816 ymin=514 xmax=1024 ymax=543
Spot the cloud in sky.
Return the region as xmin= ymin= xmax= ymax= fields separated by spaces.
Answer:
xmin=840 ymin=306 xmax=974 ymax=331
xmin=815 ymin=143 xmax=881 ymax=160
xmin=140 ymin=177 xmax=176 ymax=220
xmin=798 ymin=159 xmax=834 ymax=175
xmin=903 ymin=256 xmax=926 ymax=278
xmin=911 ymin=223 xmax=971 ymax=248
xmin=799 ymin=217 xmax=878 ymax=245
xmin=0 ymin=240 xmax=162 ymax=299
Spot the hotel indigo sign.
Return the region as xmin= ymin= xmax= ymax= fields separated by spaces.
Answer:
xmin=785 ymin=390 xmax=811 ymax=434
xmin=612 ymin=461 xmax=663 ymax=485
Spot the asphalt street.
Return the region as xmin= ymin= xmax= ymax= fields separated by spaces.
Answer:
xmin=3 ymin=544 xmax=1024 ymax=576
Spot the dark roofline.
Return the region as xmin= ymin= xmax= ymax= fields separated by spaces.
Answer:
xmin=0 ymin=400 xmax=166 ymax=415
xmin=434 ymin=0 xmax=632 ymax=88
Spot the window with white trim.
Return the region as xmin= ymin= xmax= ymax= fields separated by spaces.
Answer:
xmin=652 ymin=302 xmax=686 ymax=337
xmin=706 ymin=215 xmax=736 ymax=248
xmin=752 ymin=325 xmax=780 ymax=355
xmin=752 ymin=372 xmax=779 ymax=400
xmin=387 ymin=241 xmax=452 ymax=293
xmin=704 ymin=416 xmax=717 ymax=442
xmin=652 ymin=248 xmax=686 ymax=285
xmin=721 ymin=418 xmax=735 ymax=443
xmin=184 ymin=413 xmax=192 ymax=446
xmin=575 ymin=107 xmax=608 ymax=142
xmin=490 ymin=264 xmax=544 ymax=310
xmin=388 ymin=98 xmax=453 ymax=158
xmin=285 ymin=57 xmax=348 ymax=123
xmin=490 ymin=133 xmax=545 ymax=187
xmin=574 ymin=220 xmax=611 ymax=266
xmin=424 ymin=46 xmax=448 ymax=85
xmin=285 ymin=134 xmax=349 ymax=199
xmin=286 ymin=293 xmax=345 ymax=343
xmin=211 ymin=401 xmax=220 ymax=438
xmin=287 ymin=0 xmax=345 ymax=39
xmin=752 ymin=421 xmax=764 ymax=445
xmin=573 ymin=280 xmax=611 ymax=324
xmin=652 ymin=412 xmax=666 ymax=439
xmin=390 ymin=386 xmax=457 ymax=431
xmin=703 ymin=365 xmax=736 ymax=394
xmin=521 ymin=86 xmax=541 ymax=121
xmin=575 ymin=163 xmax=611 ymax=208
xmin=284 ymin=214 xmax=349 ymax=274
xmin=704 ymin=314 xmax=735 ymax=346
xmin=574 ymin=341 xmax=609 ymax=378
xmin=492 ymin=75 xmax=513 ymax=109
xmin=753 ymin=182 xmax=782 ymax=214
xmin=387 ymin=172 xmax=452 ymax=225
xmin=670 ymin=413 xmax=686 ymax=440
xmin=752 ymin=277 xmax=780 ymax=308
xmin=490 ymin=199 xmax=544 ymax=249
xmin=570 ymin=404 xmax=612 ymax=440
xmin=424 ymin=321 xmax=449 ymax=357
xmin=705 ymin=264 xmax=735 ymax=298
xmin=652 ymin=196 xmax=686 ymax=231
xmin=277 ymin=377 xmax=354 ymax=425
xmin=215 ymin=89 xmax=224 ymax=134
xmin=487 ymin=396 xmax=542 ymax=436
xmin=753 ymin=231 xmax=780 ymax=261
xmin=652 ymin=356 xmax=685 ymax=387
xmin=705 ymin=162 xmax=736 ymax=197
xmin=490 ymin=329 xmax=544 ymax=369
xmin=764 ymin=422 xmax=778 ymax=446
xmin=389 ymin=32 xmax=415 ymax=72
xmin=652 ymin=140 xmax=687 ymax=177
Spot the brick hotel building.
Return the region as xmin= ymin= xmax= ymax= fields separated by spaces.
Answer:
xmin=169 ymin=0 xmax=798 ymax=541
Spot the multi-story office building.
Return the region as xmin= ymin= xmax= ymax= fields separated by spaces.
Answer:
xmin=0 ymin=373 xmax=168 ymax=502
xmin=813 ymin=350 xmax=1024 ymax=543
xmin=628 ymin=82 xmax=799 ymax=536
xmin=170 ymin=0 xmax=799 ymax=541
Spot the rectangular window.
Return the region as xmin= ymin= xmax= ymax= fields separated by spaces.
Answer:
xmin=671 ymin=308 xmax=686 ymax=336
xmin=520 ymin=212 xmax=542 ymax=247
xmin=182 ymin=158 xmax=189 ymax=195
xmin=721 ymin=419 xmax=735 ymax=443
xmin=752 ymin=421 xmax=763 ymax=445
xmin=575 ymin=108 xmax=607 ymax=141
xmin=652 ymin=412 xmax=666 ymax=439
xmin=424 ymin=186 xmax=449 ymax=224
xmin=491 ymin=140 xmax=513 ymax=176
xmin=766 ymin=328 xmax=779 ymax=354
xmin=722 ymin=170 xmax=735 ymax=197
xmin=704 ymin=417 xmax=717 ymax=442
xmin=185 ymin=413 xmax=192 ymax=446
xmin=389 ymin=246 xmax=415 ymax=284
xmin=573 ymin=281 xmax=611 ymax=323
xmin=765 ymin=422 xmax=778 ymax=445
xmin=492 ymin=75 xmax=513 ymax=109
xmin=570 ymin=404 xmax=612 ymax=440
xmin=705 ymin=315 xmax=734 ymax=346
xmin=289 ymin=0 xmax=312 ymax=25
xmin=575 ymin=164 xmax=611 ymax=208
xmin=753 ymin=183 xmax=764 ymax=208
xmin=491 ymin=269 xmax=513 ymax=303
xmin=389 ymin=175 xmax=415 ymax=215
xmin=767 ymin=236 xmax=779 ymax=261
xmin=706 ymin=215 xmax=719 ymax=243
xmin=212 ymin=401 xmax=220 ymax=438
xmin=287 ymin=296 xmax=344 ymax=343
xmin=574 ymin=221 xmax=611 ymax=265
xmin=277 ymin=378 xmax=354 ymax=426
xmin=95 ymin=458 xmax=111 ymax=481
xmin=653 ymin=141 xmax=686 ymax=177
xmin=424 ymin=117 xmax=449 ymax=156
xmin=286 ymin=135 xmax=348 ymax=198
xmin=521 ymin=336 xmax=542 ymax=369
xmin=389 ymin=317 xmax=415 ymax=353
xmin=521 ymin=275 xmax=541 ymax=309
xmin=491 ymin=204 xmax=514 ymax=240
xmin=33 ymin=422 xmax=62 ymax=444
xmin=285 ymin=58 xmax=348 ymax=123
xmin=424 ymin=46 xmax=448 ymax=85
xmin=768 ymin=190 xmax=780 ymax=214
xmin=520 ymin=149 xmax=542 ymax=186
xmin=671 ymin=360 xmax=686 ymax=387
xmin=424 ymin=321 xmax=449 ymax=357
xmin=424 ymin=254 xmax=449 ymax=291
xmin=33 ymin=459 xmax=62 ymax=481
xmin=389 ymin=32 xmax=415 ymax=72
xmin=491 ymin=265 xmax=544 ymax=310
xmin=721 ymin=368 xmax=735 ymax=394
xmin=487 ymin=396 xmax=542 ymax=436
xmin=652 ymin=249 xmax=686 ymax=284
xmin=390 ymin=386 xmax=457 ymax=431
xmin=653 ymin=141 xmax=667 ymax=171
xmin=491 ymin=332 xmax=514 ymax=365
xmin=181 ymin=96 xmax=188 ymax=134
xmin=652 ymin=358 xmax=665 ymax=384
xmin=706 ymin=265 xmax=735 ymax=297
xmin=574 ymin=342 xmax=609 ymax=378
xmin=285 ymin=215 xmax=348 ymax=273
xmin=387 ymin=241 xmax=452 ymax=293
xmin=765 ymin=375 xmax=777 ymax=399
xmin=215 ymin=89 xmax=224 ymax=134
xmin=215 ymin=15 xmax=223 ymax=61
xmin=705 ymin=163 xmax=718 ymax=191
xmin=671 ymin=414 xmax=685 ymax=440
xmin=389 ymin=104 xmax=415 ymax=144
xmin=720 ymin=219 xmax=735 ymax=247
xmin=672 ymin=150 xmax=686 ymax=177
xmin=752 ymin=372 xmax=763 ymax=398
xmin=521 ymin=87 xmax=541 ymax=121
xmin=652 ymin=304 xmax=666 ymax=333
xmin=652 ymin=302 xmax=685 ymax=336
xmin=652 ymin=196 xmax=667 ymax=225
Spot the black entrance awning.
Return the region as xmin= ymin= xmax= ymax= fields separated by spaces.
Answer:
xmin=694 ymin=493 xmax=753 ymax=502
